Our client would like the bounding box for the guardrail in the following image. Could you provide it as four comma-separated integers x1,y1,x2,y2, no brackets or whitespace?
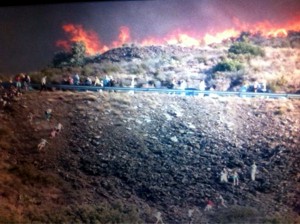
2,83,300,99
39,84,300,99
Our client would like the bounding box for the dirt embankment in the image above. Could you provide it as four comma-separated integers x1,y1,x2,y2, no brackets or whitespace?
0,89,299,223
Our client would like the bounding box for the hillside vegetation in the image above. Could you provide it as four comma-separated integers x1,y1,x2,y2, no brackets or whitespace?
2,33,295,94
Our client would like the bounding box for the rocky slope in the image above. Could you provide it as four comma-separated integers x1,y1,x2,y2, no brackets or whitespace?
0,88,300,223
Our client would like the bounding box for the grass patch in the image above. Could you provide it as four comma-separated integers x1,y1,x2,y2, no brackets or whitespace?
229,42,265,57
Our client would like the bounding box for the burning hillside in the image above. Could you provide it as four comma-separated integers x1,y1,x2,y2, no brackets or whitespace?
56,15,300,55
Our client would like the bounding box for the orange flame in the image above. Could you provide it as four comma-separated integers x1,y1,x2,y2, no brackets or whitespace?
165,33,201,46
56,24,109,55
203,29,240,45
233,16,300,38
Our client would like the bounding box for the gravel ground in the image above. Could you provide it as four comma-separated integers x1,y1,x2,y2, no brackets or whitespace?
0,89,299,223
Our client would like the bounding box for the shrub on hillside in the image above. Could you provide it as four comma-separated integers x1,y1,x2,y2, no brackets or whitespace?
288,31,300,48
52,51,72,68
229,42,265,57
236,31,251,42
229,70,245,90
126,63,145,75
70,41,86,66
213,59,244,72
52,41,87,68
153,69,173,84
29,68,63,84
82,64,95,77
268,75,288,93
81,63,117,77
101,62,122,74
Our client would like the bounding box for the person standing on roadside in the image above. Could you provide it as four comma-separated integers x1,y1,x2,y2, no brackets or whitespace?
24,74,31,91
15,75,22,93
40,76,47,92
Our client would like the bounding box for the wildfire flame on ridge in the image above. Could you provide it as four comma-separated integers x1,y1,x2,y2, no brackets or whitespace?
56,16,300,55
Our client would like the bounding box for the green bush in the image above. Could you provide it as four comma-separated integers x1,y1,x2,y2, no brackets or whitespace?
213,59,244,72
230,70,245,88
52,51,71,68
52,41,87,68
229,42,265,57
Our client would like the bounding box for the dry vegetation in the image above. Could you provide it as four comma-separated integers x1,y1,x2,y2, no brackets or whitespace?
249,47,300,92
20,43,300,95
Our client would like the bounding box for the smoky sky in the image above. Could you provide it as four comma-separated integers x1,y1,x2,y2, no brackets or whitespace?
0,0,299,75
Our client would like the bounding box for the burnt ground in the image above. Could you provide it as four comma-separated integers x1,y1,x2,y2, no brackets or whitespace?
0,89,300,223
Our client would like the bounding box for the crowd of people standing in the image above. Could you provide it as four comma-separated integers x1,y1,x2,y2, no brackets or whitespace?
61,73,116,87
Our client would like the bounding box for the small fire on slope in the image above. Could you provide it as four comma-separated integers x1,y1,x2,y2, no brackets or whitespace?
232,16,300,38
56,15,300,55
